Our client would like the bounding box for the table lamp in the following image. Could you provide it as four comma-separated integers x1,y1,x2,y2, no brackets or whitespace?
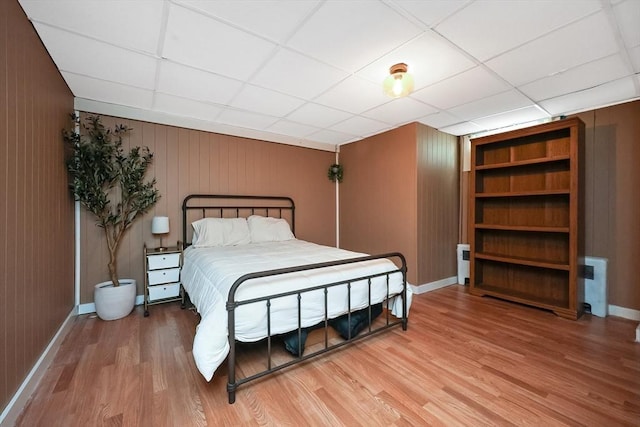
151,216,170,250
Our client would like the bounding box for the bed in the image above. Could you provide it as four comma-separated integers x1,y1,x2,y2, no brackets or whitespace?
180,194,410,403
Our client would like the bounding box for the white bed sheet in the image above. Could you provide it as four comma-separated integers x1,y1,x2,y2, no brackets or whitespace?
181,239,411,381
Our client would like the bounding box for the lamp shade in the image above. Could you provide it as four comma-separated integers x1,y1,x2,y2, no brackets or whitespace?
151,216,170,234
383,63,414,98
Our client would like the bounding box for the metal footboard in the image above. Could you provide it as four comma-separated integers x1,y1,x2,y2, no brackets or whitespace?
226,252,408,404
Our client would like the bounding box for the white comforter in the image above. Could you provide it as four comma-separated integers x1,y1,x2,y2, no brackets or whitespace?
181,239,411,381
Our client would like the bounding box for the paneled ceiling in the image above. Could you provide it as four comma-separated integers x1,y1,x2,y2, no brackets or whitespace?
19,0,640,151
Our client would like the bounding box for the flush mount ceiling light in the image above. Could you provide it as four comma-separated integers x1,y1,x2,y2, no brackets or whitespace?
383,63,414,98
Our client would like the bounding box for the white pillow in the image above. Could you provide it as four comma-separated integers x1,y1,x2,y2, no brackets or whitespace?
191,217,251,247
247,215,295,243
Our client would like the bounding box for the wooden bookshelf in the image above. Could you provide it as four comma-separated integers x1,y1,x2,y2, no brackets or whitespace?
469,118,585,319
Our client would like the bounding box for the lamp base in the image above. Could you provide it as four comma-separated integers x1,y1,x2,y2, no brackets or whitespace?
157,237,166,251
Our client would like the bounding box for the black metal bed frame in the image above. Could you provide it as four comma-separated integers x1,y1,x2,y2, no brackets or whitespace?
182,194,408,404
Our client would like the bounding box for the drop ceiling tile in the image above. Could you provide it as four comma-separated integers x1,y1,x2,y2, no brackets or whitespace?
286,103,353,128
19,0,164,54
286,1,422,72
330,116,391,137
153,93,223,122
449,90,534,121
391,0,469,27
539,76,639,115
417,111,463,129
231,85,306,117
266,120,320,138
485,11,619,86
411,66,510,110
356,30,476,89
614,0,640,48
162,3,277,80
62,72,154,109
363,97,437,124
439,121,483,136
519,54,631,101
308,129,357,145
252,49,349,99
435,0,601,62
33,24,157,90
157,61,243,105
314,76,390,114
176,0,320,43
630,45,640,72
216,109,280,131
472,105,550,130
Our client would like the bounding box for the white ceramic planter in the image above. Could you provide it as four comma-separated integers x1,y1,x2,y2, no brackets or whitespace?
94,279,137,321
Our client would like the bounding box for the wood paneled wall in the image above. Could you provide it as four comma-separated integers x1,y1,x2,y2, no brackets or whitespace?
339,124,418,283
575,101,640,310
0,0,75,414
416,124,459,283
339,123,460,286
79,114,337,303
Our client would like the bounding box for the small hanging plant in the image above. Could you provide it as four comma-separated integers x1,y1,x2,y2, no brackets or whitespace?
327,163,343,183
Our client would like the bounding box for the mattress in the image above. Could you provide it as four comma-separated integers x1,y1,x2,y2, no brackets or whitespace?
181,239,411,381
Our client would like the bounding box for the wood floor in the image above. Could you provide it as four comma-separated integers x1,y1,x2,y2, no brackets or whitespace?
16,285,640,426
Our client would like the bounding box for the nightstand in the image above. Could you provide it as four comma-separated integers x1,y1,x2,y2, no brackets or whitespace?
143,242,183,317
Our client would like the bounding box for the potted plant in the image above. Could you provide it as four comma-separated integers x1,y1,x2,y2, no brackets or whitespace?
64,114,160,320
327,163,343,183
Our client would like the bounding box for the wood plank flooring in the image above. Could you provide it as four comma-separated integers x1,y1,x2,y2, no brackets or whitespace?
15,286,640,426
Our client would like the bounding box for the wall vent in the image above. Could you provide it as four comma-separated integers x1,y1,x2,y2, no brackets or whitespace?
457,244,470,285
580,257,608,317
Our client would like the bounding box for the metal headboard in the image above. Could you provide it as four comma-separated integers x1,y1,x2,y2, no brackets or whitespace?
182,194,295,247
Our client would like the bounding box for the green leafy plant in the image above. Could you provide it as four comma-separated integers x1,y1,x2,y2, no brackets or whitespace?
64,114,160,286
327,163,344,183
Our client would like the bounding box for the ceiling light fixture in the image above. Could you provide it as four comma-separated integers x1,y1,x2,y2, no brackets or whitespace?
383,63,414,98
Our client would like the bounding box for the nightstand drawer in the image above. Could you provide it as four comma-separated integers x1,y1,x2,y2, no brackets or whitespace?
148,283,180,301
147,253,180,270
148,268,180,285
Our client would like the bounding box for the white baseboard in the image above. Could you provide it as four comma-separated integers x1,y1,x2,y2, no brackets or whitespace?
608,304,640,321
77,294,145,315
0,308,76,427
606,305,640,343
411,276,458,295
